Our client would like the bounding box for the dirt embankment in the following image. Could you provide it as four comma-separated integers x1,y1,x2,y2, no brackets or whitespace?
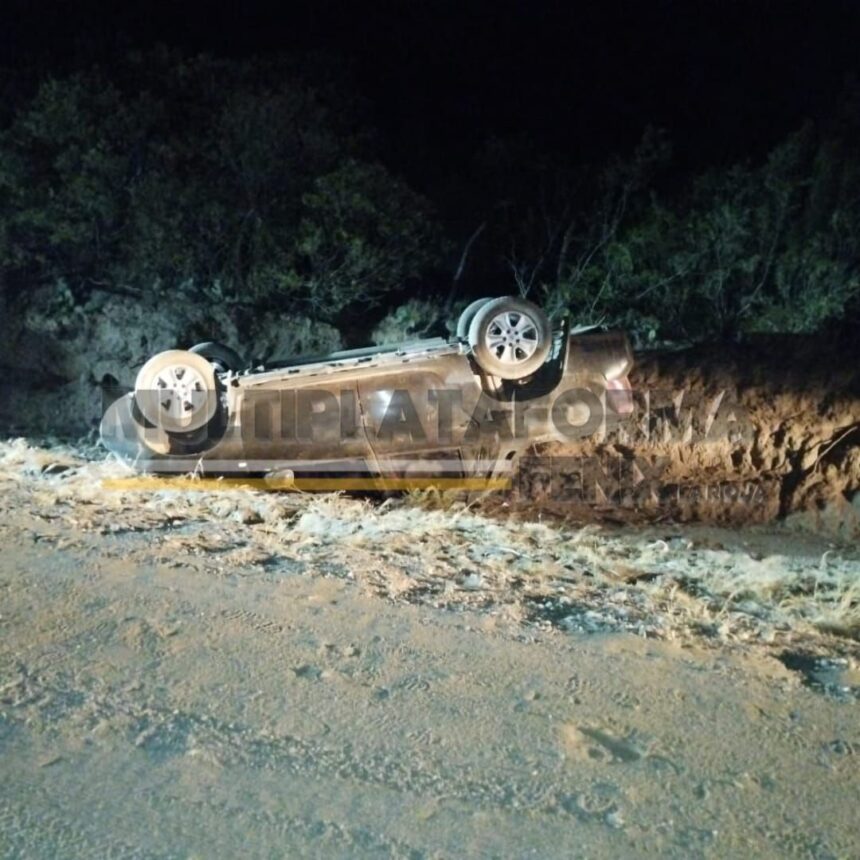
519,335,860,533
0,289,343,435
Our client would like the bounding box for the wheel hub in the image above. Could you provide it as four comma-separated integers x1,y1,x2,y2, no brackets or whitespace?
153,364,207,421
484,311,539,366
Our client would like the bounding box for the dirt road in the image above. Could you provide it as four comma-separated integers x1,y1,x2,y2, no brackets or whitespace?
0,442,858,858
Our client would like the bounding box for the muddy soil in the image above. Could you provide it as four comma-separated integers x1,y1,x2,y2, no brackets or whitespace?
514,335,860,533
0,440,858,858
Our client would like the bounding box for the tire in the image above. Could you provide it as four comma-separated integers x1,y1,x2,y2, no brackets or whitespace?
189,341,245,373
134,349,219,433
467,296,552,380
455,297,494,340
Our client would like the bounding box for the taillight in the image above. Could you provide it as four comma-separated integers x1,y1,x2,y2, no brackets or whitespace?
606,377,634,415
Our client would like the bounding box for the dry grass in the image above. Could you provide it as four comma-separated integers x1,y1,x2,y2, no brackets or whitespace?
2,438,859,648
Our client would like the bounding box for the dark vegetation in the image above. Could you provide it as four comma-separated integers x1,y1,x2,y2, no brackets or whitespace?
1,47,859,366
0,52,441,325
0,49,860,352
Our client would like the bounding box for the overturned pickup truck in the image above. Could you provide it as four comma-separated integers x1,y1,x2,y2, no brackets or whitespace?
100,296,633,483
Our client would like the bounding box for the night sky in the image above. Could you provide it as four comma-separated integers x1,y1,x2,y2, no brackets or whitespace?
5,0,860,185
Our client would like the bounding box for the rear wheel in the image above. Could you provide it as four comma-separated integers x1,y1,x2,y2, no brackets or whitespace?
134,349,219,433
467,296,552,379
456,297,494,340
189,341,245,373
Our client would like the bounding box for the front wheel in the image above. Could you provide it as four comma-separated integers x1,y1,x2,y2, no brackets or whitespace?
134,349,219,433
467,296,552,379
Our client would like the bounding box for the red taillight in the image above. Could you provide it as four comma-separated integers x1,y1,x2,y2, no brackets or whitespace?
606,377,634,415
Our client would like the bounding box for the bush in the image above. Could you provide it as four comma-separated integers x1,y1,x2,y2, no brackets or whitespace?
0,50,444,321
370,298,443,345
481,126,860,344
296,161,442,317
